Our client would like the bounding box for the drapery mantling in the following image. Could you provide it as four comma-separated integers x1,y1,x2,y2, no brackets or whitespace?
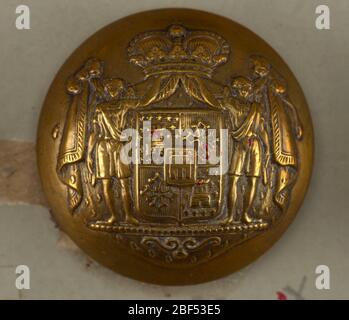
57,81,89,211
268,87,297,167
268,86,298,208
139,74,221,108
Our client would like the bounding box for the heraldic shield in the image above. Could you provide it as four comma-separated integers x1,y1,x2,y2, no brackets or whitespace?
134,107,225,223
43,16,311,271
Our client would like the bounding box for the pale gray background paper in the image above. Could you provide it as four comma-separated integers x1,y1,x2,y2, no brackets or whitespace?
0,0,348,299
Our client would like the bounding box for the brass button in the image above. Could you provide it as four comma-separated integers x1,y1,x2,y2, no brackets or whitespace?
37,8,313,285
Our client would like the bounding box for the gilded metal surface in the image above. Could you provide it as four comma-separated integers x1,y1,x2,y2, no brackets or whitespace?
37,9,313,285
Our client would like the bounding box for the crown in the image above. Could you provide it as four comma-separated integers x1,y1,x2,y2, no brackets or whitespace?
128,25,230,78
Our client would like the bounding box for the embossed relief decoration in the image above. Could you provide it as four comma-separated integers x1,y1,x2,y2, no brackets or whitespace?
56,25,303,266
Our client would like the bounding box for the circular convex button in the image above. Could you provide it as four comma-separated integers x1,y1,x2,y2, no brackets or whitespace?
37,8,314,285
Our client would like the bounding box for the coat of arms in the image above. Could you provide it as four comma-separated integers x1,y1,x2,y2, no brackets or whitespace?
55,25,303,265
